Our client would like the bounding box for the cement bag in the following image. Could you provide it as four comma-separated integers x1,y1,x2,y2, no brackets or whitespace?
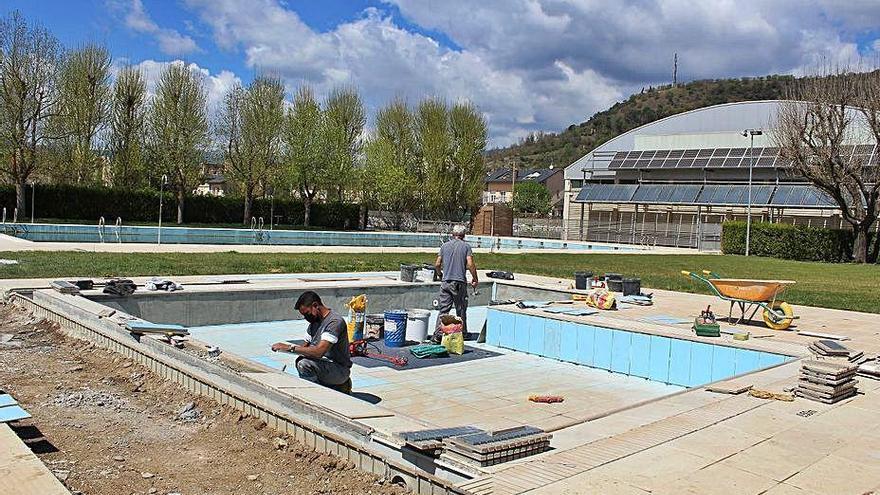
586,288,616,310
346,294,367,341
441,330,464,355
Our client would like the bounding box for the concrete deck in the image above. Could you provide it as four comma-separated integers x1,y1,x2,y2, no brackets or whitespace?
4,271,879,494
0,424,70,495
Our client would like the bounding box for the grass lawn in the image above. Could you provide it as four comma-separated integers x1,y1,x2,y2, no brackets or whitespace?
0,251,877,313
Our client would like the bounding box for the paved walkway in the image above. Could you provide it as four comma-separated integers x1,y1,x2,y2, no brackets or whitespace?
0,424,70,495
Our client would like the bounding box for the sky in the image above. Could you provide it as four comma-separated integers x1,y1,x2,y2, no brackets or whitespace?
5,0,880,148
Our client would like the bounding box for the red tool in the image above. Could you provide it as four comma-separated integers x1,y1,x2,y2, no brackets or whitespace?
349,339,408,367
529,395,564,404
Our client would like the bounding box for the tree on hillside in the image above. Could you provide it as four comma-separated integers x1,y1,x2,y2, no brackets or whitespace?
0,11,62,214
284,86,324,226
513,181,552,215
218,75,285,223
148,63,208,224
50,43,111,184
108,64,147,188
448,101,487,218
775,68,880,263
323,86,365,202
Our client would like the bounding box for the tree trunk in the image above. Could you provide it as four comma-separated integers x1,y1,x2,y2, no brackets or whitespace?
853,224,869,263
870,225,880,264
14,180,26,219
359,203,368,230
177,189,185,225
243,189,253,225
303,197,311,227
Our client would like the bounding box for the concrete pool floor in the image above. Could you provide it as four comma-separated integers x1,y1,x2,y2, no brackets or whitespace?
5,271,880,494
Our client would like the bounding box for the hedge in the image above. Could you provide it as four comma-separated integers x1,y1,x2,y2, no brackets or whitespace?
720,221,876,262
0,184,360,230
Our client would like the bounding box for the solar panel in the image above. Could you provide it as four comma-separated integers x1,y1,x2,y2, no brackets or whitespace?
697,185,774,205
608,156,626,169
728,148,746,157
574,184,638,202
622,159,638,168
683,149,699,158
707,157,725,168
627,151,644,159
667,150,684,158
692,158,709,168
756,156,776,167
761,147,779,157
854,144,874,154
722,156,743,168
641,151,657,160
697,149,714,158
712,148,731,158
770,185,836,207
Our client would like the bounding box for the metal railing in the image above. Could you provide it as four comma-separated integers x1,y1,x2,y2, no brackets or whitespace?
97,216,106,243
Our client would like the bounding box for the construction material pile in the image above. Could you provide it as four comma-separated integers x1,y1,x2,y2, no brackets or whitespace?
796,360,858,404
397,425,552,467
808,339,865,364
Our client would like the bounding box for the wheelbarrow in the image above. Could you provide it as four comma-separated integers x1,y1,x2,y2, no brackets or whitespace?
681,270,797,330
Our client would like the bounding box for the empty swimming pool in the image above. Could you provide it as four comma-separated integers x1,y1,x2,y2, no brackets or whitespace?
6,223,637,251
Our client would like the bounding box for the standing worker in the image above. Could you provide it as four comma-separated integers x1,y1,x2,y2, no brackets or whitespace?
271,291,352,393
434,224,479,335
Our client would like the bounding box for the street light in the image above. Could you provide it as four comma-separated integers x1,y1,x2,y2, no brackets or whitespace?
741,129,763,257
158,174,168,244
30,181,35,224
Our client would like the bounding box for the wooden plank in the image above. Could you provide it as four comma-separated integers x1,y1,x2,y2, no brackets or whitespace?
0,424,70,495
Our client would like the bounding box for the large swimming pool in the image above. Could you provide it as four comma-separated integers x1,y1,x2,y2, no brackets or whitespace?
5,223,637,251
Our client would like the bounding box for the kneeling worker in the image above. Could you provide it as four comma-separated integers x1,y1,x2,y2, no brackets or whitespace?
271,291,352,393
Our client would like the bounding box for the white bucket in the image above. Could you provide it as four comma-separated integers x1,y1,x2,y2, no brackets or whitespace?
405,308,431,342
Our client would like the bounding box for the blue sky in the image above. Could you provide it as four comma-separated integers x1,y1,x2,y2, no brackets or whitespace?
5,0,880,147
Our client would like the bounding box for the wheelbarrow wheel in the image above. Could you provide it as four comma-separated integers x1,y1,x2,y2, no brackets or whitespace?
762,301,793,330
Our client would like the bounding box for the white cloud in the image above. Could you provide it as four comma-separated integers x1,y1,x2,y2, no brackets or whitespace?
122,59,240,116
172,0,880,147
118,0,200,56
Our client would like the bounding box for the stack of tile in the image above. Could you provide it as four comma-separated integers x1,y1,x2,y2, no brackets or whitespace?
396,426,482,457
443,426,551,467
796,359,858,403
808,339,866,364
50,280,80,295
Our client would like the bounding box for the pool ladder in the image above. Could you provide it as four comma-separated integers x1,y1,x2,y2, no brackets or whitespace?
98,217,105,243
98,217,123,243
251,216,266,243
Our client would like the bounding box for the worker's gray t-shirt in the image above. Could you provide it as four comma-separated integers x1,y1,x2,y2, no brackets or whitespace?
306,310,352,368
439,238,473,282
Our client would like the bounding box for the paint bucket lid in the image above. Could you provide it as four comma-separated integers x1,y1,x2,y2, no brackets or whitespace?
406,309,431,319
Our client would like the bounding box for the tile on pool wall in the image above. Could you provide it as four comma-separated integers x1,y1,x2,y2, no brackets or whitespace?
648,335,671,383
543,319,561,360
499,311,517,349
593,327,613,370
485,309,502,346
758,351,786,369
688,342,714,387
527,316,545,356
575,324,595,366
734,348,761,375
710,345,737,382
559,322,579,363
629,332,651,379
610,330,632,374
513,314,530,351
668,339,692,386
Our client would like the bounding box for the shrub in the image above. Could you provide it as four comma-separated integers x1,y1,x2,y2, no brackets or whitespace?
0,184,359,229
720,221,871,262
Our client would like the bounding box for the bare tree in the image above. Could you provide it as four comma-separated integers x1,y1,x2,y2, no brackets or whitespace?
148,63,208,224
775,67,880,263
0,11,62,214
108,64,147,188
50,43,112,184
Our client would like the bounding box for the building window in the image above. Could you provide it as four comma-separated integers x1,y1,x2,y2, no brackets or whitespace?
570,180,583,189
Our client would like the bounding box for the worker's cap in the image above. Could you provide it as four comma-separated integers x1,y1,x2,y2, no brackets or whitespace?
452,224,467,236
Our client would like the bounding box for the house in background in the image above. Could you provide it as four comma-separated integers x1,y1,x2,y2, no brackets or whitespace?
194,151,228,196
483,167,565,213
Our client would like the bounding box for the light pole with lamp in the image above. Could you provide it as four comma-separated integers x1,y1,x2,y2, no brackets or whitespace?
30,180,35,224
158,174,168,244
741,129,763,257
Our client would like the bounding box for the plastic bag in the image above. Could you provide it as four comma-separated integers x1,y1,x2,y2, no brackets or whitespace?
346,294,367,340
585,288,616,310
441,331,464,355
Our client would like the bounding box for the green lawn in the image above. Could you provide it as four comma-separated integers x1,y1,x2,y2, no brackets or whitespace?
0,251,877,313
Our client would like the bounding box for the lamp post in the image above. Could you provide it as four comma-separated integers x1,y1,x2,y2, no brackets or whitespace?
267,185,275,230
30,181,35,224
158,174,168,244
741,129,763,257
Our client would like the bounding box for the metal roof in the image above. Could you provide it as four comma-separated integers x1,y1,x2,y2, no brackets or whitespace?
574,183,837,208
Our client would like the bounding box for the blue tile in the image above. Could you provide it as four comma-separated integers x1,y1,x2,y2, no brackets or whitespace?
499,311,517,349
543,319,562,360
711,345,737,382
559,322,579,363
648,336,671,383
629,333,651,378
734,348,761,375
668,339,691,386
485,309,501,346
527,316,545,355
575,324,595,366
593,327,613,370
513,314,530,351
0,405,31,422
610,330,632,374
0,394,16,408
688,343,714,386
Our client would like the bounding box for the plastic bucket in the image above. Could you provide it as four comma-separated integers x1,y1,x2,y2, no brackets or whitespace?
405,309,431,342
574,271,593,290
384,310,408,347
622,278,641,296
607,278,624,292
400,264,417,282
365,314,384,340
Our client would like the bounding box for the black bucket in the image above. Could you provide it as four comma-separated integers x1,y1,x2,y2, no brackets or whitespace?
607,278,624,292
622,278,641,296
574,271,593,290
400,264,417,282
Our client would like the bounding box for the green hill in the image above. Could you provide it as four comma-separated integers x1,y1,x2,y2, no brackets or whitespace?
486,75,794,170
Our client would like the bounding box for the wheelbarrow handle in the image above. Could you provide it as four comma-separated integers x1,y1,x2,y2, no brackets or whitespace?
681,270,694,277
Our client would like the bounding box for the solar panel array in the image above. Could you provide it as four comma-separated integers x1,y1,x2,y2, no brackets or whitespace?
574,183,837,208
607,144,877,170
